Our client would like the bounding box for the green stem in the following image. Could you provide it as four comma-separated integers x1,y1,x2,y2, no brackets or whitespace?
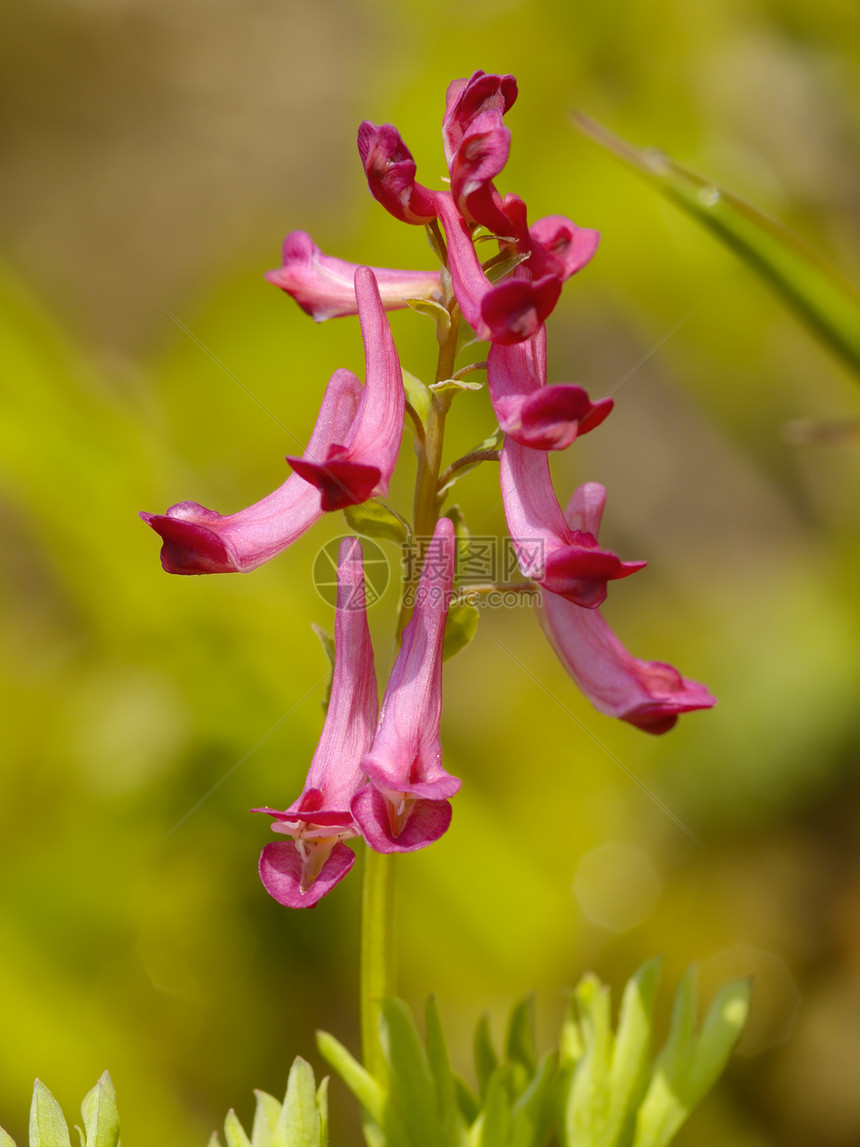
360,845,396,1079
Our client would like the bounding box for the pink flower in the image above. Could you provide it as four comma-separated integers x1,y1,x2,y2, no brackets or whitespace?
254,538,378,906
286,266,405,511
539,484,716,733
442,70,518,236
500,436,645,608
357,123,438,225
266,231,441,320
487,327,613,449
351,518,460,852
140,368,361,574
436,193,599,346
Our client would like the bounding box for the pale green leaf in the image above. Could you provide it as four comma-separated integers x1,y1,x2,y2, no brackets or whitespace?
406,298,452,341
686,978,751,1105
0,1127,17,1147
425,997,465,1147
505,996,537,1076
206,1134,222,1147
80,1074,120,1147
509,1051,557,1147
274,1058,319,1147
470,1067,510,1147
564,975,614,1147
379,998,445,1147
443,600,480,662
402,369,431,431
314,1078,329,1147
30,1083,72,1147
473,1015,498,1097
429,378,484,395
343,500,409,545
250,1091,281,1147
604,958,661,1147
224,1109,252,1147
576,115,860,378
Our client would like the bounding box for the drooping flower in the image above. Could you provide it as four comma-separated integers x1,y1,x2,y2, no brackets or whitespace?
357,123,438,225
266,231,442,320
286,266,405,511
538,484,716,733
500,436,645,608
140,367,361,574
435,193,599,346
254,537,378,907
487,326,613,450
351,517,460,852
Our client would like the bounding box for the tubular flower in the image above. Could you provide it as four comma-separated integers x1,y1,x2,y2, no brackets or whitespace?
538,484,716,733
487,327,613,450
357,123,438,225
351,517,460,853
266,231,442,320
442,69,518,236
286,266,405,511
254,537,378,907
140,368,361,574
500,436,645,608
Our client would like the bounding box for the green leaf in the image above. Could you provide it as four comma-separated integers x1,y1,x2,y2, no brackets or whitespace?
250,1090,281,1147
509,1051,557,1147
686,978,751,1106
505,996,537,1076
0,1125,17,1147
402,369,432,431
316,1031,383,1122
454,1077,480,1126
314,1078,329,1147
29,1083,72,1147
443,599,480,662
274,1058,319,1147
343,500,409,545
406,298,452,342
473,1015,499,1097
576,115,860,379
206,1135,222,1147
379,998,446,1147
443,505,469,542
429,378,484,396
224,1109,252,1147
80,1074,120,1147
469,1067,510,1147
632,966,734,1147
425,997,465,1147
564,976,613,1147
604,958,661,1147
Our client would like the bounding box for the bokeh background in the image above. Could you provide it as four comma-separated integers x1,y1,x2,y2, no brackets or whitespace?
2,0,860,1144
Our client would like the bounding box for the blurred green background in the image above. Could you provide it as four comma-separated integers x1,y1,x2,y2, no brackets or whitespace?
2,1,860,1144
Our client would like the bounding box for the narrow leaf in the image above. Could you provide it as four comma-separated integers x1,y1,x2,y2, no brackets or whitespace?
564,975,614,1147
206,1134,222,1147
343,500,409,545
576,114,860,378
315,1078,329,1147
505,996,537,1075
30,1082,72,1147
454,1077,480,1126
379,998,446,1147
250,1090,281,1147
429,379,484,395
509,1051,557,1147
80,1074,120,1147
316,1032,399,1138
273,1058,319,1147
605,958,661,1147
0,1129,17,1147
425,997,465,1146
474,1015,499,1096
402,370,431,430
686,978,751,1105
470,1067,510,1147
443,600,480,662
406,298,452,341
224,1109,252,1147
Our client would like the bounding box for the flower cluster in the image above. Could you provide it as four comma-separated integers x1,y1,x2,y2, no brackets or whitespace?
141,70,715,907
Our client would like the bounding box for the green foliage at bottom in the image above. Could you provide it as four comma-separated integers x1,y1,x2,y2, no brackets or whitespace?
0,1074,119,1147
318,962,751,1147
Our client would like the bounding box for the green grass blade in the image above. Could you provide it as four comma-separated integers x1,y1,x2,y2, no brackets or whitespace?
576,115,860,379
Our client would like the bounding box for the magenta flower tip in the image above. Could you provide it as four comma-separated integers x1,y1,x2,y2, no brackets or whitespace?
259,840,356,908
139,504,241,574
